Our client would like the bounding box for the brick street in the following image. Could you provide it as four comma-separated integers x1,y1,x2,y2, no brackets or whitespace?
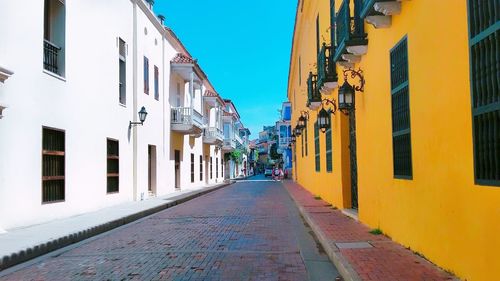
0,177,338,281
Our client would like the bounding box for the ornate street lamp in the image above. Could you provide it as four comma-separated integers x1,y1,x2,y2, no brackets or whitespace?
297,111,309,130
317,107,331,133
130,106,148,128
338,68,365,115
291,134,296,143
294,125,302,136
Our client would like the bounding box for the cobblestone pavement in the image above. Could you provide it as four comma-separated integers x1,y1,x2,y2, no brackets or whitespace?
0,177,338,281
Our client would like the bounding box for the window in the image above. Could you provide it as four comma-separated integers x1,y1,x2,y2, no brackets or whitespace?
221,159,224,178
43,0,65,76
305,122,308,156
216,158,219,178
42,127,65,203
210,157,213,179
119,39,126,105
144,56,149,94
390,37,412,179
314,122,320,172
326,115,333,172
154,65,159,100
301,133,304,157
191,153,195,183
468,0,499,185
107,139,119,193
200,155,203,181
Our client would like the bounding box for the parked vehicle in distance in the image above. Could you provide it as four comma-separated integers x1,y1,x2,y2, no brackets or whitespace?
264,167,273,177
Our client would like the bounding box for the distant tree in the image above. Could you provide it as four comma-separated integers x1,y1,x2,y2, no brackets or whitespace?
269,143,281,161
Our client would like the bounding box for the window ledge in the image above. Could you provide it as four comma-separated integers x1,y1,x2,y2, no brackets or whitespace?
0,103,7,119
119,103,127,108
0,66,14,83
43,69,66,82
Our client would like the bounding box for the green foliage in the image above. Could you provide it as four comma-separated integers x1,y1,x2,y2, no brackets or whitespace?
369,228,383,235
314,195,322,200
269,143,281,160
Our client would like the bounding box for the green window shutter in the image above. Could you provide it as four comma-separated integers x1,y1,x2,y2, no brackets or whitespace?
305,122,308,156
326,115,333,172
390,36,413,179
314,122,320,172
468,0,500,186
301,133,304,158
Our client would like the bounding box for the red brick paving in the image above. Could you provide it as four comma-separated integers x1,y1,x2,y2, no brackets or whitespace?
0,181,308,281
284,180,456,281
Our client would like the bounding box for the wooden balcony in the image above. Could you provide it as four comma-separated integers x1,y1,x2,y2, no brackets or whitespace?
317,44,338,94
203,127,224,145
333,0,368,68
307,72,321,110
171,107,204,137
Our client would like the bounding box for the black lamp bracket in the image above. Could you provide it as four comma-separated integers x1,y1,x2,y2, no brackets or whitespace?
343,68,365,93
321,98,337,115
129,121,144,128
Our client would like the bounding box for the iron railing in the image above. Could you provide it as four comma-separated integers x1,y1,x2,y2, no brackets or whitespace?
317,43,337,90
43,39,61,74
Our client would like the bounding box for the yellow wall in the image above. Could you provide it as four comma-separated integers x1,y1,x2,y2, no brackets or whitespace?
288,1,500,280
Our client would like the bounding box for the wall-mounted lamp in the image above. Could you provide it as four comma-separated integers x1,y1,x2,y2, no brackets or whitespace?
338,68,365,115
297,111,309,130
129,106,148,128
291,134,296,143
317,98,337,133
294,125,302,136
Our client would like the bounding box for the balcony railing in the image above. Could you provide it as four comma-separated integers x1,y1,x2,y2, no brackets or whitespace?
43,40,61,75
307,72,321,109
334,0,368,62
203,127,223,141
279,137,292,147
317,43,338,92
223,138,237,150
171,107,204,127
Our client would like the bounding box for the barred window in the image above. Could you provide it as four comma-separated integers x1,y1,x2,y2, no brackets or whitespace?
314,122,320,172
42,127,65,203
325,115,333,172
107,139,119,193
390,37,412,179
191,153,194,183
468,0,499,185
200,155,203,181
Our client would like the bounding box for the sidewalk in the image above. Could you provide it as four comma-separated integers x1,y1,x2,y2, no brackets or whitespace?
283,180,457,281
0,181,232,271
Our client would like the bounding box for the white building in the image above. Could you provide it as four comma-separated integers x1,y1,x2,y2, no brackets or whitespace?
0,0,247,231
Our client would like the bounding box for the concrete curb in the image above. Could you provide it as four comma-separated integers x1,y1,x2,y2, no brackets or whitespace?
0,182,232,271
284,185,362,281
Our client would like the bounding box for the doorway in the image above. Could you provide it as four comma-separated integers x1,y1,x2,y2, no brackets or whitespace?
174,150,180,190
148,145,157,196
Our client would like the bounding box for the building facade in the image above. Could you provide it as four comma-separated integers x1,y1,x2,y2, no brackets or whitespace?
276,102,293,175
288,0,499,280
0,0,248,231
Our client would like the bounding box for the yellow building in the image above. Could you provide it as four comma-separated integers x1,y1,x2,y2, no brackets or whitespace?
287,0,499,280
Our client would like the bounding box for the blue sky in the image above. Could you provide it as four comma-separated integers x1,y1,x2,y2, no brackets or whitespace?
156,1,296,138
